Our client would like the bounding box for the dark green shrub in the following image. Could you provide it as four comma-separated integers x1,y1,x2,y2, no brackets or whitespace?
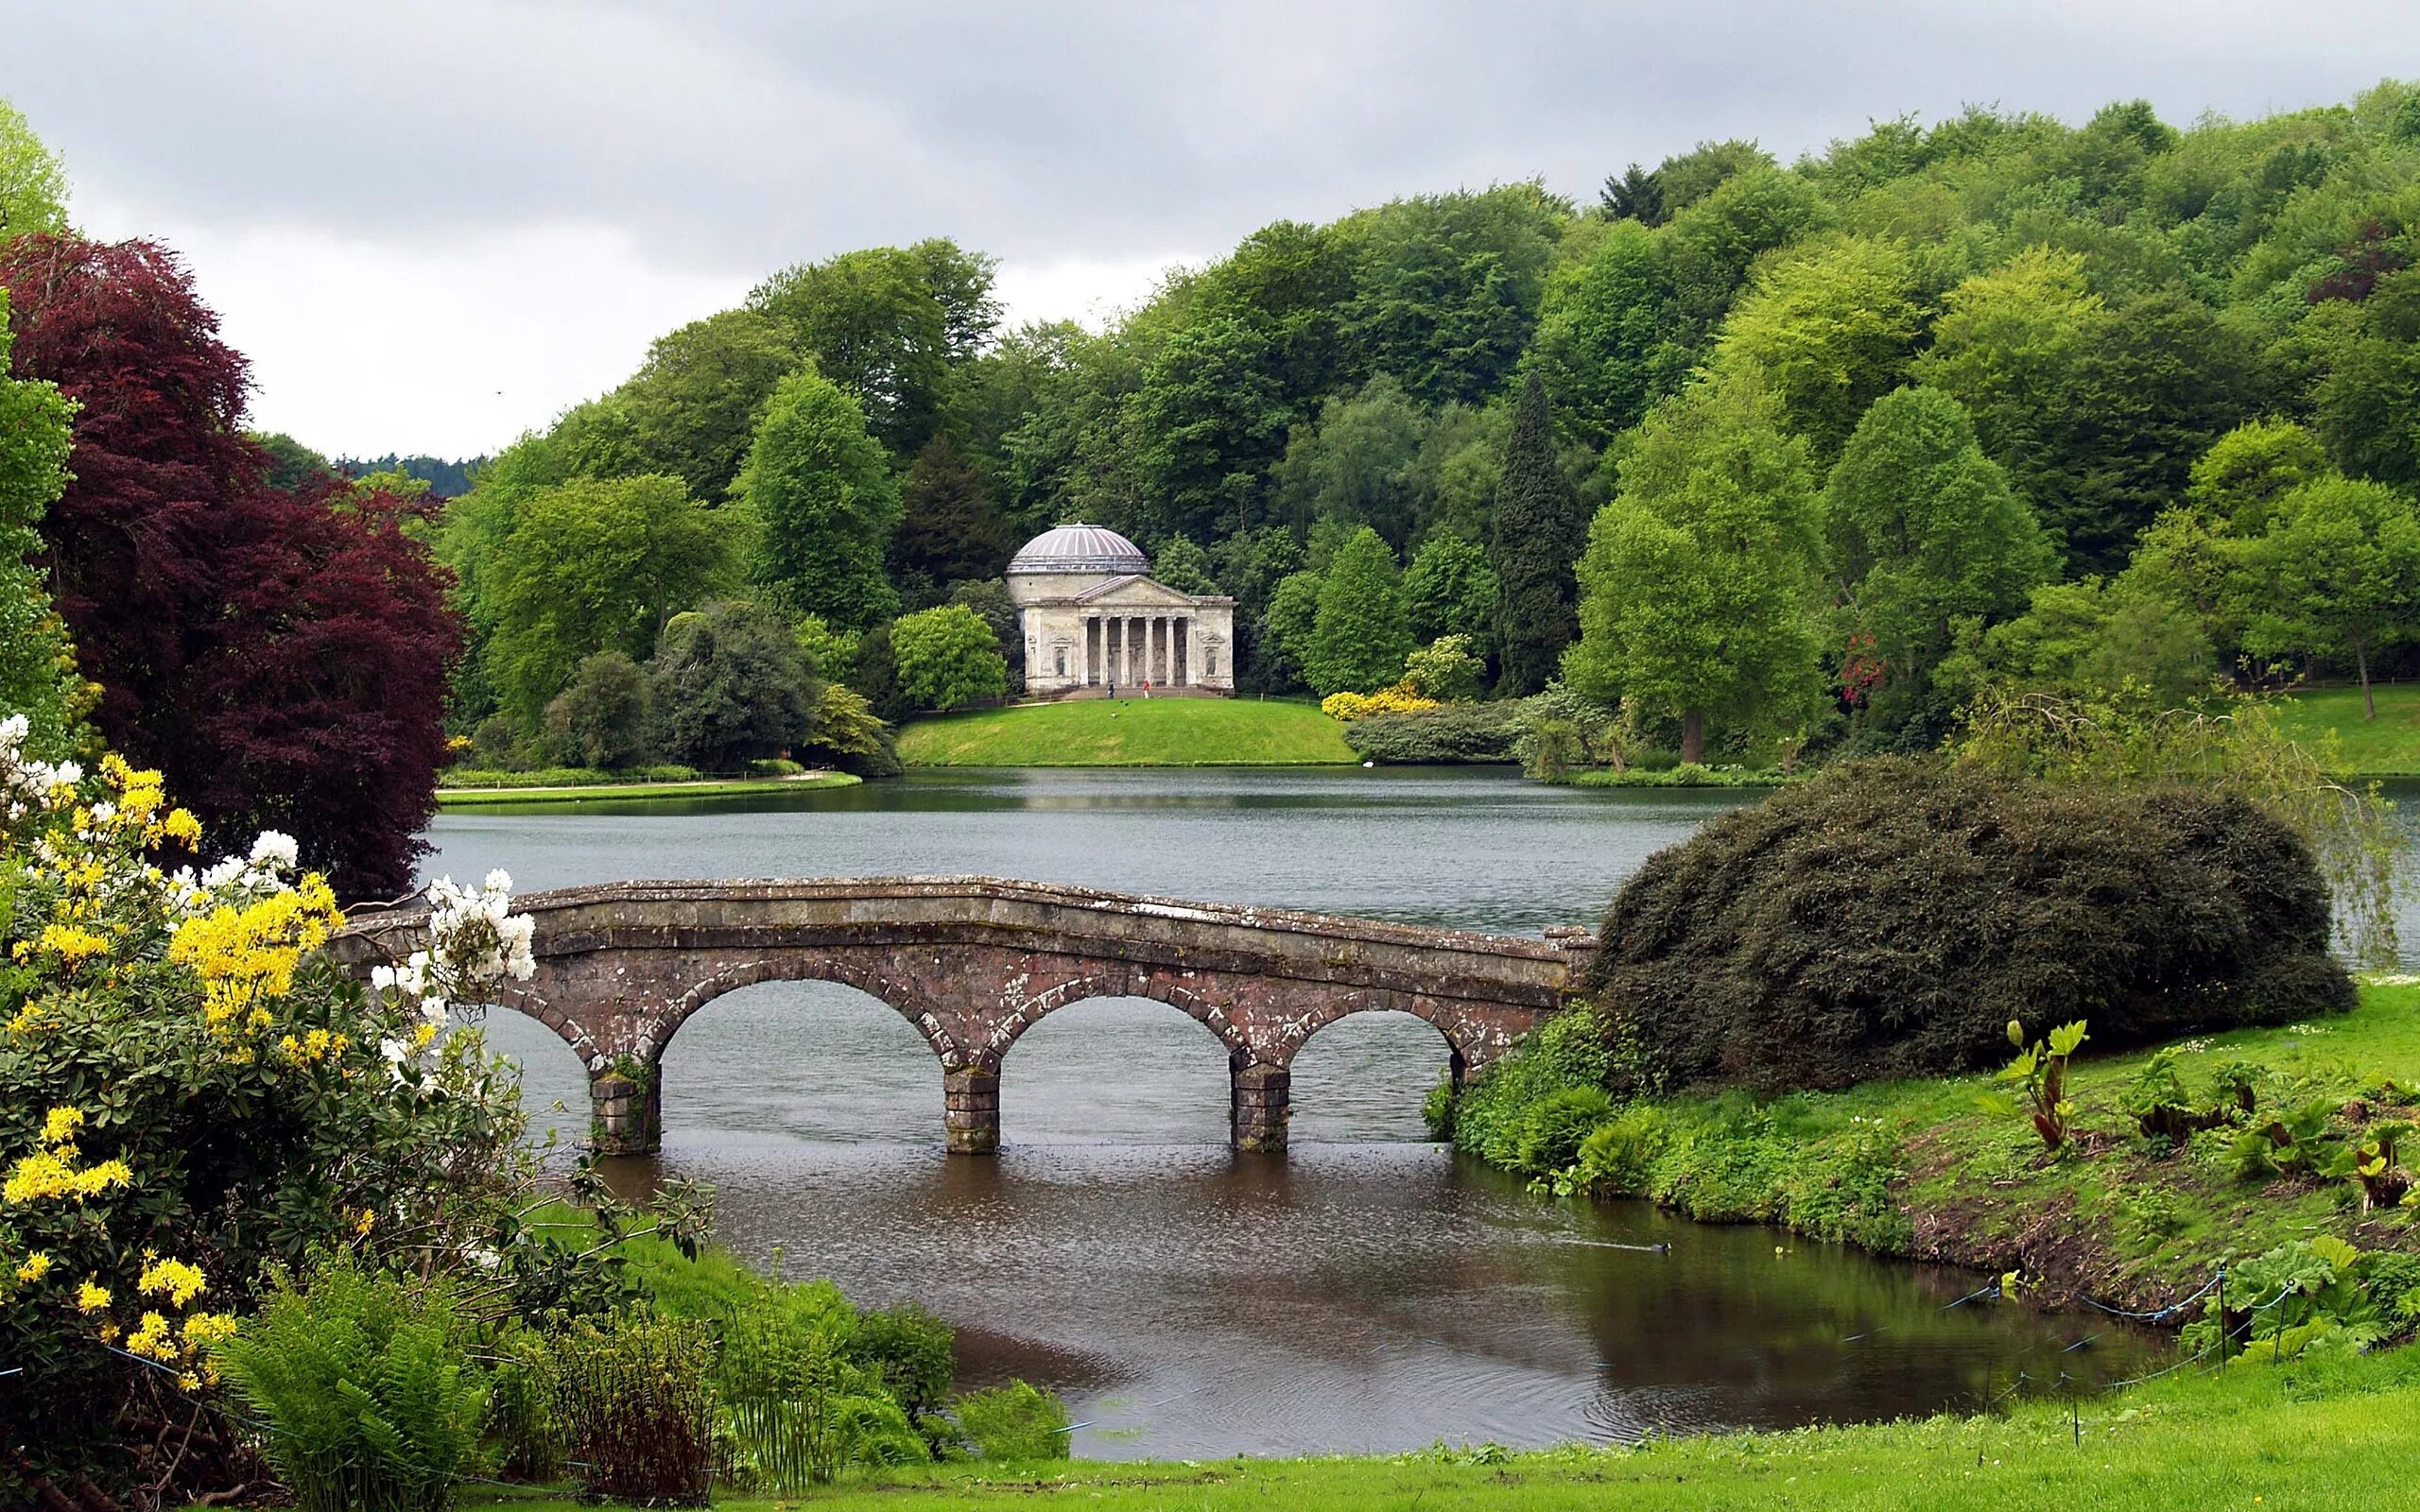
1515,1087,1614,1173
1588,758,2353,1092
548,1313,718,1506
1344,700,1530,764
949,1380,1071,1461
215,1261,489,1512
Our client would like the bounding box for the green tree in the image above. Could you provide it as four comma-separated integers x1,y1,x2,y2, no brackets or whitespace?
1910,248,2108,526
0,287,78,751
1150,536,1219,594
650,599,821,769
1662,165,1829,335
1489,374,1585,696
1126,313,1289,541
1340,185,1565,405
890,603,1009,712
1824,387,2052,723
618,308,800,502
750,241,994,455
1566,373,1824,763
892,433,1014,599
2056,291,2270,571
1401,532,1500,653
1305,526,1411,696
2187,418,2330,534
1710,235,1918,463
794,612,860,686
484,473,735,729
0,96,68,240
734,368,901,629
1651,139,1776,215
2233,476,2420,718
250,432,332,492
542,651,654,768
1193,218,1357,404
1524,218,1684,448
1953,577,2212,711
1268,373,1433,546
1256,569,1322,694
946,577,1022,691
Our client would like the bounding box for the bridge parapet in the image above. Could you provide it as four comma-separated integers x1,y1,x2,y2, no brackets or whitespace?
336,877,1597,1157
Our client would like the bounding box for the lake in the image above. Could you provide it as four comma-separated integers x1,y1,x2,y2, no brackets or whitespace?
421,766,2163,1457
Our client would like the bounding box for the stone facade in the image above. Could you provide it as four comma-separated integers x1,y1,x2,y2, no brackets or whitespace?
332,877,1597,1158
1007,524,1236,696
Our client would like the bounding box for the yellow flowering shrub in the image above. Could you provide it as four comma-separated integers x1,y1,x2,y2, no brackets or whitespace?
0,718,536,1504
1321,682,1443,721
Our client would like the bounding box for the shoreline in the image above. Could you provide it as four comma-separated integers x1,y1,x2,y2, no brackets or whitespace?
435,772,861,806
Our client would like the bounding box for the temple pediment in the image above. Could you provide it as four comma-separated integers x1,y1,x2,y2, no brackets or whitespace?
1067,575,1215,609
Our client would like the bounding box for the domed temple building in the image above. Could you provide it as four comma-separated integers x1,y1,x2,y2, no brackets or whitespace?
1006,524,1236,697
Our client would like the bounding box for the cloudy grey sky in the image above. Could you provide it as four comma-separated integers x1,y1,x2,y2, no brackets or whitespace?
12,1,2419,458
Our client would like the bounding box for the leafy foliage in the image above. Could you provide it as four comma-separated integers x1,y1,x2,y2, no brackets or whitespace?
216,1261,490,1512
1,235,463,896
649,600,821,771
1305,525,1411,696
734,367,901,629
890,603,1010,713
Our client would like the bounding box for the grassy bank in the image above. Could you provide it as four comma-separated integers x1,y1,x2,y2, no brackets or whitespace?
897,696,1356,766
436,772,858,807
1453,982,2420,1314
462,1344,2418,1510
2273,684,2420,777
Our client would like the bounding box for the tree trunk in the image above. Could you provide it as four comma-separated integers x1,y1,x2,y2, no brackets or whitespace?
1681,711,1705,764
2359,640,2376,720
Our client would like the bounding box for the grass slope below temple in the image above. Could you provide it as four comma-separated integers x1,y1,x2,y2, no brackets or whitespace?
469,1343,2419,1510
898,696,1357,766
436,772,859,807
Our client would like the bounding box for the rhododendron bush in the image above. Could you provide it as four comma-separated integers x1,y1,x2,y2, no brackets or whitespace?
0,714,537,1506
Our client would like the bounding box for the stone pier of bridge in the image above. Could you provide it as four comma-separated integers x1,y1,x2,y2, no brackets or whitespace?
332,878,1599,1157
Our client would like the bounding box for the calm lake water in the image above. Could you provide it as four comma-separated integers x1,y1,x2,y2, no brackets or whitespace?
421,766,2164,1457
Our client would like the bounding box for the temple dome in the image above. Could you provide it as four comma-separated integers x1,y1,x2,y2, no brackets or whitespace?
1009,523,1150,577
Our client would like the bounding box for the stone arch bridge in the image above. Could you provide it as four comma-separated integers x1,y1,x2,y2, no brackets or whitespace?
333,878,1598,1156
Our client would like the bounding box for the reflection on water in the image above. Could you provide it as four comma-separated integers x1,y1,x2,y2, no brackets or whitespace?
434,768,2164,1457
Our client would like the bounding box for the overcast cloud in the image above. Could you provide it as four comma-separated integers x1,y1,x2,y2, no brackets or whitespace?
12,1,2420,457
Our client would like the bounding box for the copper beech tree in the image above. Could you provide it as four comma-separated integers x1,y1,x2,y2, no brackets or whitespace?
0,234,459,897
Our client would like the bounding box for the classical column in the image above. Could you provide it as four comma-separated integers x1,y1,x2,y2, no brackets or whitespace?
588,1060,662,1157
1232,1060,1289,1153
1076,615,1090,688
1153,615,1168,682
943,1067,999,1155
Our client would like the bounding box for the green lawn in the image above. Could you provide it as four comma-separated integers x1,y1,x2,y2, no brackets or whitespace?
435,773,858,807
2272,683,2420,776
897,697,1357,766
465,1344,2416,1510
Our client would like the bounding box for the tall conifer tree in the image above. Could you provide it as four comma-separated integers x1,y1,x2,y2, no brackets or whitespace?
1490,373,1583,694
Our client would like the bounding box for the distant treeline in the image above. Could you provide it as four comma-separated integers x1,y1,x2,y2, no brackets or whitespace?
334,453,487,498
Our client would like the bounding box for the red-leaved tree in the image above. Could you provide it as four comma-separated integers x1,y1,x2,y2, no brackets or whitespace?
0,234,459,896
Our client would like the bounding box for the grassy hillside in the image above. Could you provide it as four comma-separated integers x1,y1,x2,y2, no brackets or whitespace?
897,697,1357,766
479,1344,2419,1510
2273,685,2420,777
